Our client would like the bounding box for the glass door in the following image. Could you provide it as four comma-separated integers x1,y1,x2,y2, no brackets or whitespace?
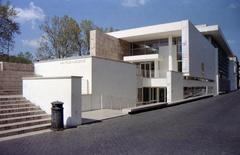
140,62,155,78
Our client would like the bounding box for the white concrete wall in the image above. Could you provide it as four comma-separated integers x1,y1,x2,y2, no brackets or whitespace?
166,70,216,103
229,59,238,91
167,71,183,102
82,94,103,112
92,57,137,110
33,56,138,111
142,78,167,87
187,21,216,80
107,20,184,41
34,57,92,94
158,45,177,76
23,76,82,127
181,21,190,75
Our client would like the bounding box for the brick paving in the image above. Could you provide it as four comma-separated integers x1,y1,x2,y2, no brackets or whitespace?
0,91,240,155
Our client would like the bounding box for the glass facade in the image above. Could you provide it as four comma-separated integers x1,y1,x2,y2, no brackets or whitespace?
129,39,168,55
129,37,182,73
136,62,155,78
174,37,182,72
184,87,207,98
205,35,230,92
137,87,167,105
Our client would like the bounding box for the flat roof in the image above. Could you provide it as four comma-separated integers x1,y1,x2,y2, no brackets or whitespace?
196,25,234,57
34,55,135,65
107,20,186,42
108,20,234,57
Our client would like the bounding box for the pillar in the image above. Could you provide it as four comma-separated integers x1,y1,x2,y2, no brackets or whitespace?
154,60,159,78
168,36,173,71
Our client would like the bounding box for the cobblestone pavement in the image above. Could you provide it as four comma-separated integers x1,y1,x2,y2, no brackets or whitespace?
1,91,240,155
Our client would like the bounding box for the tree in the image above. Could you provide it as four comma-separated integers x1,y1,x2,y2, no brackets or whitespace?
37,16,118,60
37,15,82,60
0,1,20,54
79,19,95,54
79,19,118,54
17,51,33,62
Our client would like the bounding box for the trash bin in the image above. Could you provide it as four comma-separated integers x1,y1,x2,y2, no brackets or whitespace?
51,101,64,130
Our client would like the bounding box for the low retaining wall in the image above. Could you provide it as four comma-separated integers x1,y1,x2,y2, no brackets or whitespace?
23,76,82,127
82,94,136,112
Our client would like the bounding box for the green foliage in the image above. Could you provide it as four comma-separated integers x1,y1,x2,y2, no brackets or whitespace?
0,54,32,64
37,15,82,60
80,20,118,54
0,1,20,53
37,16,118,60
79,19,95,54
17,51,33,61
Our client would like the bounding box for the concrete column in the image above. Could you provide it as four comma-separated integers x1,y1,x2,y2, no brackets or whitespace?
70,76,82,126
168,36,173,71
154,60,159,78
167,71,183,103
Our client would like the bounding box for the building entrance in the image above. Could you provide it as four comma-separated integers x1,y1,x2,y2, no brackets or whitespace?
138,87,167,105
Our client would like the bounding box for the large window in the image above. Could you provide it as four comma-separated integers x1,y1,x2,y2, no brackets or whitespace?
130,39,168,55
138,87,167,105
184,87,206,98
174,37,182,72
138,62,155,78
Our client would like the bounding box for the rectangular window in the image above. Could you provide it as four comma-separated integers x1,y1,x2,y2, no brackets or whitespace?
178,61,182,72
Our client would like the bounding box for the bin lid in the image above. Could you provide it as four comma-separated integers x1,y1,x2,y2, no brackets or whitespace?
51,101,64,107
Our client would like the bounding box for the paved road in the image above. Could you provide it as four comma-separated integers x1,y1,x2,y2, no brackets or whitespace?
1,91,240,155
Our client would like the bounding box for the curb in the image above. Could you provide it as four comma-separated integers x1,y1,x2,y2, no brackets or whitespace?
127,95,213,114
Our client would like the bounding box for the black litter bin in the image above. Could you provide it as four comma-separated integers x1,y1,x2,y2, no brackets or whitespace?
51,101,64,130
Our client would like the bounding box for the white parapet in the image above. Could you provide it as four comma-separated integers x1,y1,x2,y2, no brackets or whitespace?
22,76,82,127
123,54,163,63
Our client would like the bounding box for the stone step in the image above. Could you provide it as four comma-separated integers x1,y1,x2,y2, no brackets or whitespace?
0,110,45,119
0,118,51,131
0,91,22,96
0,86,22,89
0,89,21,92
0,96,24,101
0,98,28,103
0,106,40,114
0,123,51,138
0,103,33,109
0,114,50,124
0,100,28,105
0,93,21,96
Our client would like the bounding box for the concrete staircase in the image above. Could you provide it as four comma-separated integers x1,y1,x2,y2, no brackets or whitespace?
0,95,51,138
0,62,34,95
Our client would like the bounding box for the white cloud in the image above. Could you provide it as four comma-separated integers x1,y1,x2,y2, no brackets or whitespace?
121,0,149,7
15,2,45,28
22,38,40,49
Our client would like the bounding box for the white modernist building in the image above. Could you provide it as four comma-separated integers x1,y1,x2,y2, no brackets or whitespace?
23,20,238,124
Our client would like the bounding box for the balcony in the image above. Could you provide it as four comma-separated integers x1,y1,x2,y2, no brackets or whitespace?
123,54,162,63
137,69,167,87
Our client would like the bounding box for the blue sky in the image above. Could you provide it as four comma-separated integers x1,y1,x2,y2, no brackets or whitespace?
4,0,240,58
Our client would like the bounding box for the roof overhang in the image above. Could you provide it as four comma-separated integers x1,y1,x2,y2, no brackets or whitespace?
107,20,186,42
197,25,234,57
